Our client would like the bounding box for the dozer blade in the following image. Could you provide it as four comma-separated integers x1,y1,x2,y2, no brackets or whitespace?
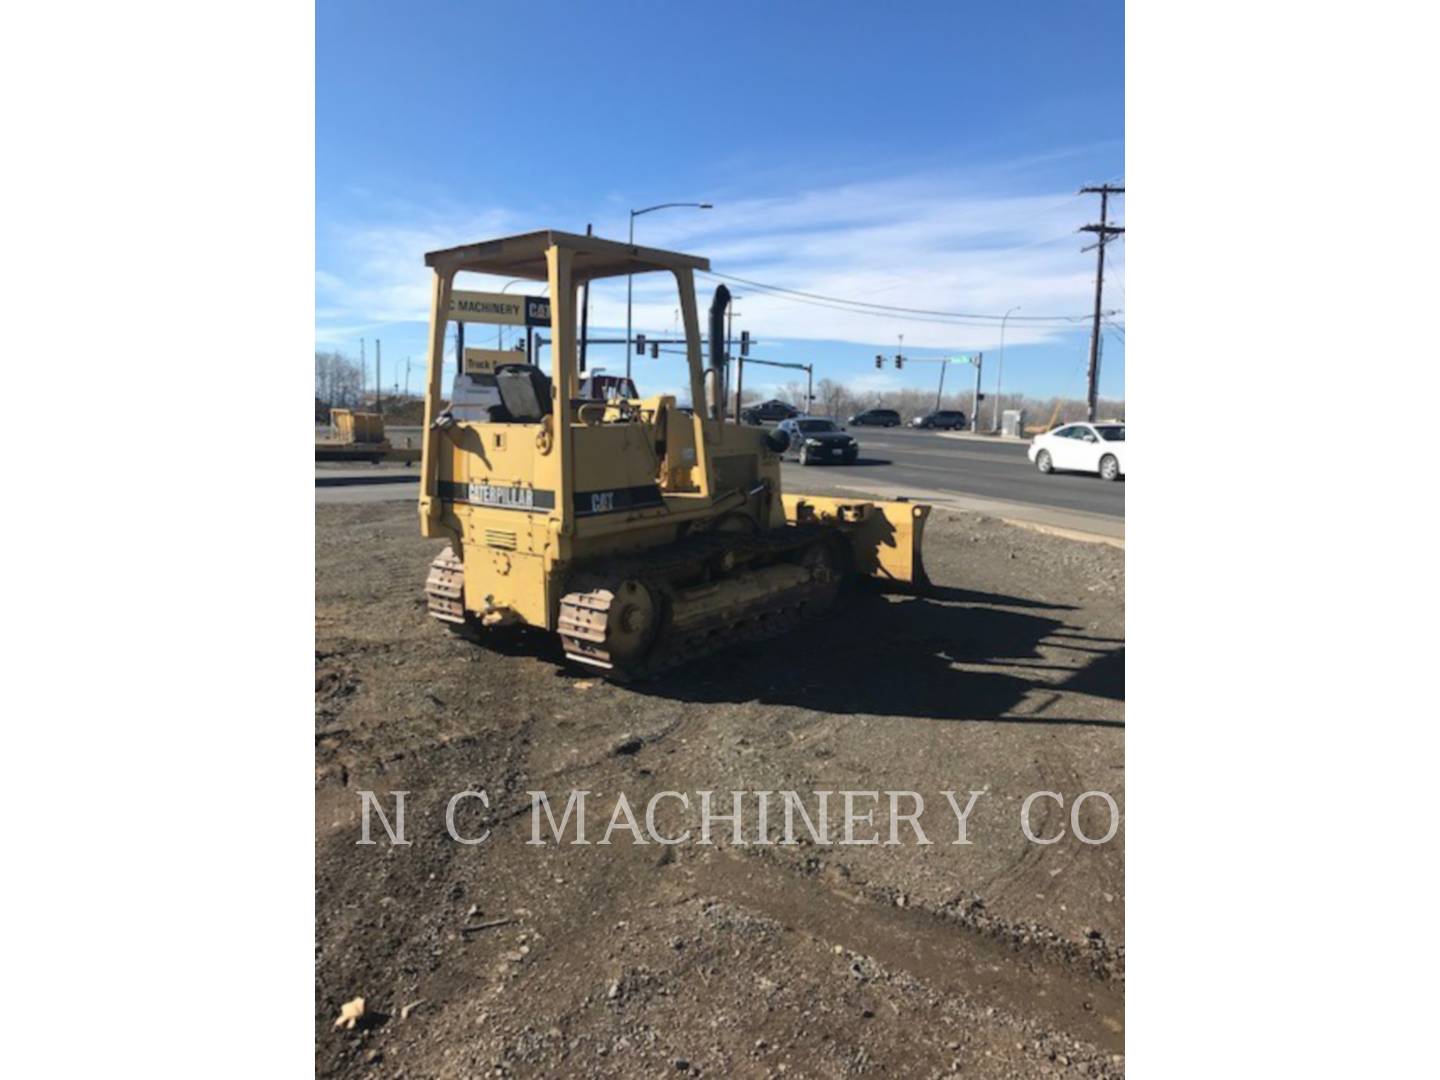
782,494,931,589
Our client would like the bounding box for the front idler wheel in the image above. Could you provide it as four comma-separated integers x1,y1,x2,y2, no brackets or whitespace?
608,580,661,667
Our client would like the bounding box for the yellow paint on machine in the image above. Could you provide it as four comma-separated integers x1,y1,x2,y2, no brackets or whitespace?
416,228,932,676
782,493,930,587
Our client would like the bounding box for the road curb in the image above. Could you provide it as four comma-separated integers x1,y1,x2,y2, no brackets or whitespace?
996,518,1124,549
315,472,419,488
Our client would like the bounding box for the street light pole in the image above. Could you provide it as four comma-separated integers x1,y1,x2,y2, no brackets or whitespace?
626,214,634,380
994,305,1019,432
626,201,713,379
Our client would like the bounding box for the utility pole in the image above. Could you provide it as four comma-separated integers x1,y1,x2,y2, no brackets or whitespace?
1080,184,1124,422
360,339,365,408
375,339,382,415
970,353,984,431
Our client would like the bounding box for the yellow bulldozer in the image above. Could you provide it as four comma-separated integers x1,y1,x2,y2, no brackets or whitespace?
417,229,929,678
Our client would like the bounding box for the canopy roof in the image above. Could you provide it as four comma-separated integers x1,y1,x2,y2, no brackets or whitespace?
424,229,709,282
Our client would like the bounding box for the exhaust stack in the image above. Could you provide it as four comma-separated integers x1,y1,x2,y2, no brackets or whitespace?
707,285,731,419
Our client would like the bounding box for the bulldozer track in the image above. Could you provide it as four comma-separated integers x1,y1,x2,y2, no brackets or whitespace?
424,546,467,624
558,576,829,680
558,525,843,680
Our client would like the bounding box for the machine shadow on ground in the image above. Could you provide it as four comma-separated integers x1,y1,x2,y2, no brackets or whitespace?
632,584,1124,725
468,581,1123,726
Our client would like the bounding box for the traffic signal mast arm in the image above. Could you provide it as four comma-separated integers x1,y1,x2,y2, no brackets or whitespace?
732,355,814,420
876,353,983,421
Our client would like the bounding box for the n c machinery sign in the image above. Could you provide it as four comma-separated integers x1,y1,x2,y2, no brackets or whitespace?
449,290,550,327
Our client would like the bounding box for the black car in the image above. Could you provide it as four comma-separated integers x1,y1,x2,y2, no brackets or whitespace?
911,409,966,430
847,408,901,427
747,399,800,422
775,417,858,465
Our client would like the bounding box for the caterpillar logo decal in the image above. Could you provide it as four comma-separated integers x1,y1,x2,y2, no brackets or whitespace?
437,482,662,516
572,485,665,517
438,481,556,512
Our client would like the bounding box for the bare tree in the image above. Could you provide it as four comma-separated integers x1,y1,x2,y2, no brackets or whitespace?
776,379,810,412
774,376,1125,432
815,377,854,420
315,350,364,412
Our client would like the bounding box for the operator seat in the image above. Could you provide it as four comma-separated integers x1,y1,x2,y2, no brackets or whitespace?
494,363,552,423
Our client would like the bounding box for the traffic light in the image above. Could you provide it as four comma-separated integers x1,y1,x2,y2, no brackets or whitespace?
650,341,659,358
740,330,751,356
875,354,883,369
635,333,646,355
895,354,904,370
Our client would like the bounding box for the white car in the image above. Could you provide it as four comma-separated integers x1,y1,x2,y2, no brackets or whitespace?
1028,422,1126,480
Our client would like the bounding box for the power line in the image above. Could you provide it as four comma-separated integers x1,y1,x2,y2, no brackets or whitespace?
699,269,1110,323
695,278,1075,330
924,191,1087,248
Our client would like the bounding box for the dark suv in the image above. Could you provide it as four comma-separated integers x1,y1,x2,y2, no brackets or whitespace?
911,409,966,430
847,408,901,427
743,399,800,424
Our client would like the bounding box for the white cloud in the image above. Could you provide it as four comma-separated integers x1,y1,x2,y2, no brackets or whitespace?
316,170,1122,354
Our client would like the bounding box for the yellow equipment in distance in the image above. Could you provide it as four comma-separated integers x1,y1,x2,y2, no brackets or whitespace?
316,408,392,464
418,229,929,678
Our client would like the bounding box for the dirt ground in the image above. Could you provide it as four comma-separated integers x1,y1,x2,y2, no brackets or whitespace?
316,498,1124,1078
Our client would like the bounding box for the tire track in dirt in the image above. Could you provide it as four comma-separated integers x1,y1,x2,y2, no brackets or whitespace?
677,849,1124,1054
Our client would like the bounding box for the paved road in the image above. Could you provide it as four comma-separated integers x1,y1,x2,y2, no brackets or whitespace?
316,426,1123,536
780,427,1124,520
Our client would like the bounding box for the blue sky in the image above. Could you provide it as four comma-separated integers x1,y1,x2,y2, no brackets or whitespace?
317,0,1124,405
